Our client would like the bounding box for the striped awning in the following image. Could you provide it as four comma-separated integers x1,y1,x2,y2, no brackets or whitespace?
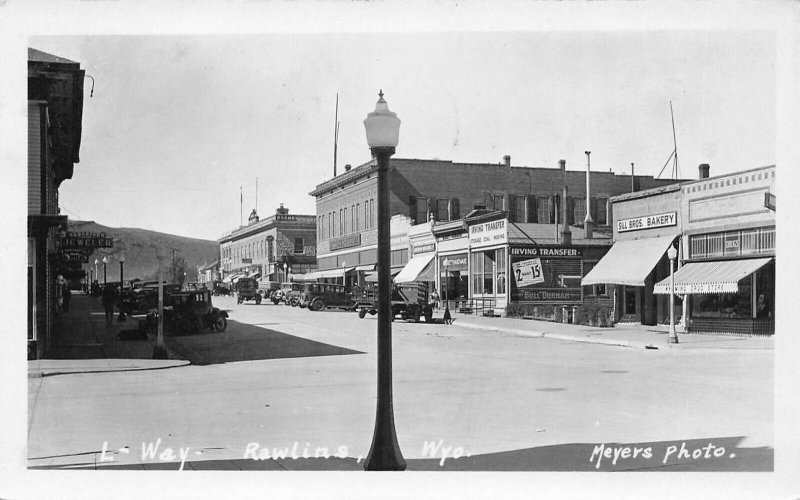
653,257,773,295
581,235,677,287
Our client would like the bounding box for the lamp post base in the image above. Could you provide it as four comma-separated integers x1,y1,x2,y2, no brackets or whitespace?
668,331,679,344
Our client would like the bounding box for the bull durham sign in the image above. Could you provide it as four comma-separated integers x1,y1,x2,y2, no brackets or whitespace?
617,212,677,233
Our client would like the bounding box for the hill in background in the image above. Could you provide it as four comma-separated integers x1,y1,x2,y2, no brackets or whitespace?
69,220,219,283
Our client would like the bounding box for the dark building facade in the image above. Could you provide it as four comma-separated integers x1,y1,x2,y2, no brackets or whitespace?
27,48,86,359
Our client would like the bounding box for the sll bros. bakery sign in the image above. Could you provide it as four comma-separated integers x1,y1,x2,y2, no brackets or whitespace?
617,212,677,233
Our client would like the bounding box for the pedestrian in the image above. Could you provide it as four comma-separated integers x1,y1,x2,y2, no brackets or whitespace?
55,275,66,312
101,284,116,323
430,287,440,310
62,283,72,313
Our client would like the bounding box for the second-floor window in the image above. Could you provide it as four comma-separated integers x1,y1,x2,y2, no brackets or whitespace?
294,237,304,254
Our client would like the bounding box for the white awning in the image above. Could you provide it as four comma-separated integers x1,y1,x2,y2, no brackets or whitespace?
581,235,677,287
653,257,773,294
364,267,403,283
394,253,436,284
312,268,354,279
355,264,375,271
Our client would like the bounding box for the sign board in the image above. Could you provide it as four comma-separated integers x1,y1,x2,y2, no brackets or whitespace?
468,219,507,248
512,258,545,287
440,254,468,272
61,232,114,249
330,233,361,251
617,212,677,233
413,243,435,254
510,245,583,303
241,258,253,264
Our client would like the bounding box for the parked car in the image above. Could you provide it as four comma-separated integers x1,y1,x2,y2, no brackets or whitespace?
274,282,304,306
235,277,261,304
299,283,356,311
144,289,228,335
212,282,231,296
257,280,281,300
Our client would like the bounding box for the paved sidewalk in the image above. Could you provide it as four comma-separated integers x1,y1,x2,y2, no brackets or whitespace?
447,310,774,351
29,292,187,378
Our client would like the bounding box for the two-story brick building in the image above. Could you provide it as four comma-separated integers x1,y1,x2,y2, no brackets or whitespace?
218,204,317,284
310,155,685,289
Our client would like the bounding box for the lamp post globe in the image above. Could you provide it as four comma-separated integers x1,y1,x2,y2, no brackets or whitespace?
102,256,108,286
667,244,679,344
118,255,127,321
363,90,405,471
153,247,169,359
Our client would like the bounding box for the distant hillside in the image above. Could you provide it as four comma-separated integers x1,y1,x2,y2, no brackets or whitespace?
69,220,219,283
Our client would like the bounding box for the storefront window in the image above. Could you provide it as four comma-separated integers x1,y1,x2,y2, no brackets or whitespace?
482,252,495,294
496,249,506,294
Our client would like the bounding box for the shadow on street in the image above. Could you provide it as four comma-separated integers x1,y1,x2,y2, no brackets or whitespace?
164,320,364,365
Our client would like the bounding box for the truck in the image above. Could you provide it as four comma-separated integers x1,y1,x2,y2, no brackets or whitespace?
235,277,262,304
356,281,433,323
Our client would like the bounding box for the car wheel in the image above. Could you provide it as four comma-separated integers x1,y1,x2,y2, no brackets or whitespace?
213,316,227,332
358,308,367,319
255,296,262,305
311,299,325,311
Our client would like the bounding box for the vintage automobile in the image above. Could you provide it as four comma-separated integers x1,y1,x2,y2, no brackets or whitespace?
212,282,232,296
356,281,433,323
257,280,281,300
121,282,181,315
299,283,356,311
235,277,262,304
273,282,304,306
145,289,228,335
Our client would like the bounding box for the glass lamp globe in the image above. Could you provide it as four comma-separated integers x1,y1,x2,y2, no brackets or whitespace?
363,90,400,149
667,245,678,260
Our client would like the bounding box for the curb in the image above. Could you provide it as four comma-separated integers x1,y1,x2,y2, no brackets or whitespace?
455,320,660,350
27,360,191,379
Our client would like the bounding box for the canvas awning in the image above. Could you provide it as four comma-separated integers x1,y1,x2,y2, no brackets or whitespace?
227,273,244,283
364,267,403,283
394,253,436,284
653,257,772,295
310,268,354,279
581,235,677,287
355,264,375,272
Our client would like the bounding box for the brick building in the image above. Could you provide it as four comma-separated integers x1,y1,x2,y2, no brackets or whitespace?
218,204,317,284
27,48,86,359
310,155,686,290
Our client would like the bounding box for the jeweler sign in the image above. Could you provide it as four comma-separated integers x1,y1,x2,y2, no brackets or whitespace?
617,212,677,233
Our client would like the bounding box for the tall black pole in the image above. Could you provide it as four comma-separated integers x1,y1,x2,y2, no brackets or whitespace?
118,261,126,321
365,147,406,471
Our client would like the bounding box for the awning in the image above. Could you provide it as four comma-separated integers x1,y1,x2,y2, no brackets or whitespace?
653,257,772,295
311,268,354,279
394,253,436,284
226,273,244,283
581,235,677,287
364,267,403,283
355,264,375,272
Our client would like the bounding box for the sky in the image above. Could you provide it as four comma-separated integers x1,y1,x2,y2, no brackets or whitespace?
22,29,778,241
28,31,778,239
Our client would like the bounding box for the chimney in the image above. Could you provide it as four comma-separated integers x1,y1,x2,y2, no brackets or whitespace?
345,164,352,172
504,155,511,168
699,163,710,179
559,159,571,245
584,151,593,239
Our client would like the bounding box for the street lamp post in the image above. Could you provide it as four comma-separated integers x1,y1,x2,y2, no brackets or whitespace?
667,244,679,344
443,263,452,323
102,256,108,286
283,262,288,282
342,261,347,286
153,247,169,359
94,259,99,287
363,90,406,471
118,255,127,321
